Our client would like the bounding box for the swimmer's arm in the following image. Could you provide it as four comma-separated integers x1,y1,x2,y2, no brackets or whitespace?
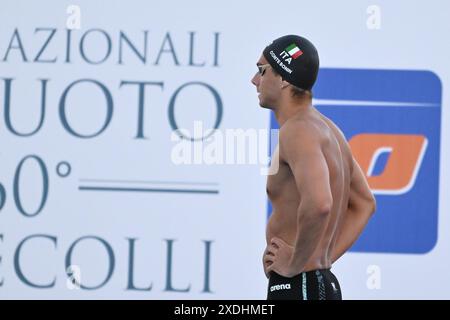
281,122,333,274
331,158,376,263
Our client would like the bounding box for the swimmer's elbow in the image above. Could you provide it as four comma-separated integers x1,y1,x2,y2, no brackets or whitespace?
318,203,332,217
298,195,332,218
361,193,376,218
369,194,377,216
307,201,332,217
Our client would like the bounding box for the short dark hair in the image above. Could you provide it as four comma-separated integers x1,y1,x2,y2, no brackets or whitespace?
290,85,313,99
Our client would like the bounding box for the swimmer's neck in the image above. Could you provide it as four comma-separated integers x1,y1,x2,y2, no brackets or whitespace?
273,99,315,127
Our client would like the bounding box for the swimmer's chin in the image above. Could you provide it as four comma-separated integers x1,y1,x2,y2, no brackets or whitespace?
259,103,273,110
257,96,274,109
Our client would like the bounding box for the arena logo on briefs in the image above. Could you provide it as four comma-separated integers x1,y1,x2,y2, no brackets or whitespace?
268,68,442,254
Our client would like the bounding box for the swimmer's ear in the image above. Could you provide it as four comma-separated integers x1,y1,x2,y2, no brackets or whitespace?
281,80,290,89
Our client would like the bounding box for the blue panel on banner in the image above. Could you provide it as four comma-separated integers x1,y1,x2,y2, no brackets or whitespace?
268,68,441,254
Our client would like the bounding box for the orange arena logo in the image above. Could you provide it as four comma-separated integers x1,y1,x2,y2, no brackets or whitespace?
349,133,428,195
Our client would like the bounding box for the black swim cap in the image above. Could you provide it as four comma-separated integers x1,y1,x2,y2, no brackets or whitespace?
263,35,319,90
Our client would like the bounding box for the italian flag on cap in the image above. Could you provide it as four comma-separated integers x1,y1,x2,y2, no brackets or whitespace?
286,43,303,59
